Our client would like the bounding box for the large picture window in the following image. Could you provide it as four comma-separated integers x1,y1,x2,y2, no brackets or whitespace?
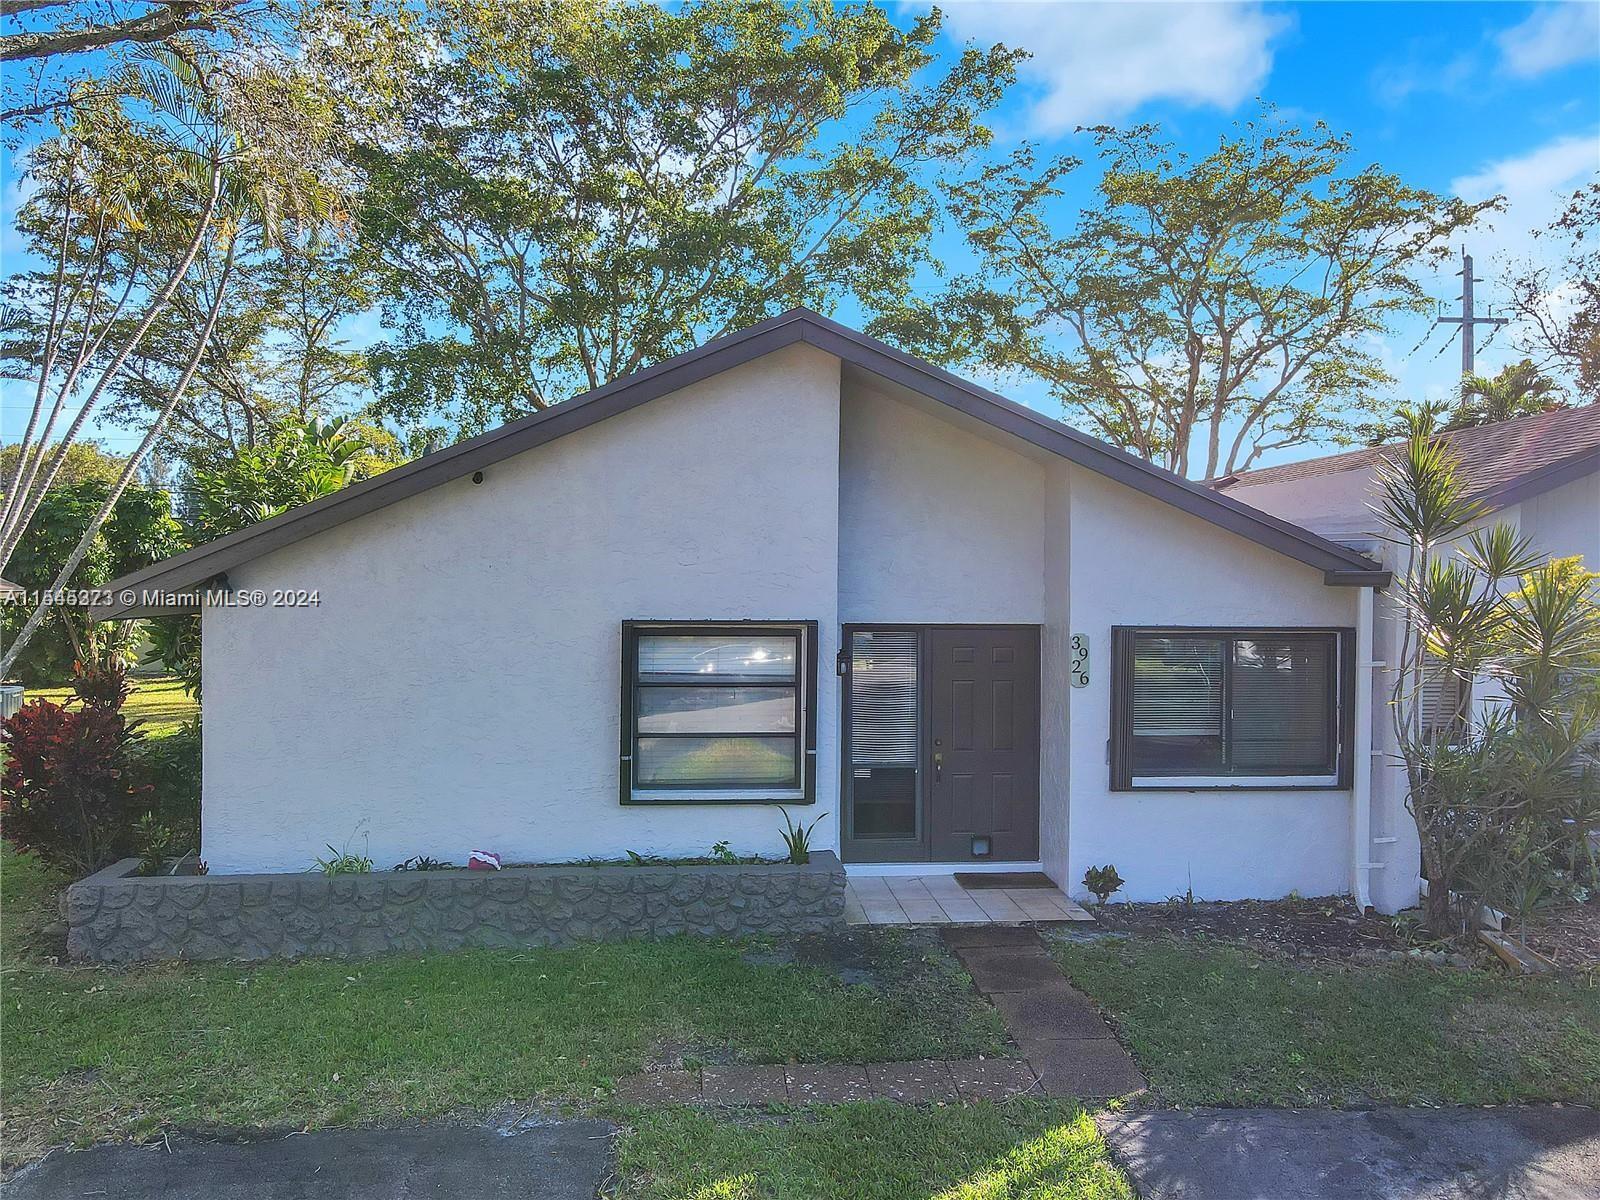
1111,627,1351,789
621,622,817,803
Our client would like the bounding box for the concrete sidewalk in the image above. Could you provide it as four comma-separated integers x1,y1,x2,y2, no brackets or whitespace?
1,1120,616,1200
1100,1105,1600,1200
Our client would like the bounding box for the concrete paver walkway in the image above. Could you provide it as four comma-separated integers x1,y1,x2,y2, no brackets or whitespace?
1,1120,617,1200
1100,1106,1600,1200
844,875,1094,925
942,926,1146,1099
612,926,1144,1107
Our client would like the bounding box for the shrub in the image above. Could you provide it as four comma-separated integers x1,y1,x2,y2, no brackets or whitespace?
2,687,149,876
133,811,178,876
1083,864,1125,905
129,723,201,851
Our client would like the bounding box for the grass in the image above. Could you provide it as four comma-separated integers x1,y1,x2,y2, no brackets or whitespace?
0,843,1007,1159
1051,934,1600,1107
609,1102,1133,1200
27,673,198,736
0,841,65,959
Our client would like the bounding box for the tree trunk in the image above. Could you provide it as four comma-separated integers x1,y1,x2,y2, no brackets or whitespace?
1420,837,1455,933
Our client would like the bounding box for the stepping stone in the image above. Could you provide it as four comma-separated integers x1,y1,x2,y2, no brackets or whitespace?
700,1064,788,1105
990,986,1113,1043
786,1064,874,1103
611,1069,701,1105
866,1059,958,1103
941,926,1045,949
947,1058,1040,1101
951,947,1065,993
1028,1039,1147,1099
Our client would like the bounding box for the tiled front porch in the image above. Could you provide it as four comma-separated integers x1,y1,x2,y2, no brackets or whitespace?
843,874,1094,926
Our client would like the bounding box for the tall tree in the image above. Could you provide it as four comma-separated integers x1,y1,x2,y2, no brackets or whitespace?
2,479,183,683
354,0,1020,444
880,108,1495,479
2,0,252,128
1504,180,1600,401
0,43,344,675
90,234,381,474
0,440,125,489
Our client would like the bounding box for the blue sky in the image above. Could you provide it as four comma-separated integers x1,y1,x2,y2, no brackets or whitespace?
916,0,1600,461
3,1,1598,465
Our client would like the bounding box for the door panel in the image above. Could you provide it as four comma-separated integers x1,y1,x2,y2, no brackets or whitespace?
841,628,926,863
927,627,1041,862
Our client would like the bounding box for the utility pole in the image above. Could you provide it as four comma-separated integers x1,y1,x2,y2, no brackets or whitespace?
1434,245,1506,377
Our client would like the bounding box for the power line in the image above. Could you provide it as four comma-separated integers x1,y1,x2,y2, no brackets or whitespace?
1432,245,1507,378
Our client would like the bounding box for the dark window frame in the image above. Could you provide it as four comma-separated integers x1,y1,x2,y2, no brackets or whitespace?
1110,626,1355,792
620,620,819,805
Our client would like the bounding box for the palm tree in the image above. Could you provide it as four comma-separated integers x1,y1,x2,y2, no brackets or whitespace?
1445,359,1563,431
1375,407,1600,933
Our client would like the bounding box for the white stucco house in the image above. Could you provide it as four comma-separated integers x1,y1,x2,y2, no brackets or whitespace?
99,310,1413,909
1216,403,1600,914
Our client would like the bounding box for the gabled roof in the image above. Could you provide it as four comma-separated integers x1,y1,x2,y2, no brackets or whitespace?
93,309,1387,618
1216,403,1600,510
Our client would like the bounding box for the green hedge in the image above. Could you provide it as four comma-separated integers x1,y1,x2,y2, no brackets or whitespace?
129,725,201,853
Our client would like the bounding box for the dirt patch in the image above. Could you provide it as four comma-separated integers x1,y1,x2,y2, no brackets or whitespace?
642,1038,742,1070
1516,899,1600,970
1089,896,1411,960
779,926,955,989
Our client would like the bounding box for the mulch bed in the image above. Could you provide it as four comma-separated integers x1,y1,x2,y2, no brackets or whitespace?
1517,899,1600,970
1087,895,1411,959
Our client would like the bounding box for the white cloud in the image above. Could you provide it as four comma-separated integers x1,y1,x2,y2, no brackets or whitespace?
1450,129,1599,268
939,1,1289,133
1496,4,1600,79
1377,129,1599,406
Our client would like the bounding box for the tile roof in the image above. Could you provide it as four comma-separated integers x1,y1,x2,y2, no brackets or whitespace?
1216,404,1600,506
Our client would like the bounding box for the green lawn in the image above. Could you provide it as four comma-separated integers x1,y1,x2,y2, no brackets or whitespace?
609,1102,1133,1200
1051,934,1600,1107
0,845,1008,1161
27,673,198,736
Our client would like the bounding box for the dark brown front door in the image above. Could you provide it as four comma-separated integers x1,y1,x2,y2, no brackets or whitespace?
926,626,1041,862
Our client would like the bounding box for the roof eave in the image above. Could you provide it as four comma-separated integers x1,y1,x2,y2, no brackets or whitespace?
92,309,1385,618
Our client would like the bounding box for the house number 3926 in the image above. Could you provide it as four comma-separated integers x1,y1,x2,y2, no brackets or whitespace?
1070,635,1089,688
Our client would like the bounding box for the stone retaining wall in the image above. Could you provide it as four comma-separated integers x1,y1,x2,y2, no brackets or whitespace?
65,852,846,963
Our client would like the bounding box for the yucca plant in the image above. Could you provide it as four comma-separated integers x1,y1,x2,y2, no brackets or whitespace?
1376,406,1600,933
778,809,828,865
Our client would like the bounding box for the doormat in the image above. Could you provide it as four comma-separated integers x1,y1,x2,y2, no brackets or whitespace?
953,872,1056,889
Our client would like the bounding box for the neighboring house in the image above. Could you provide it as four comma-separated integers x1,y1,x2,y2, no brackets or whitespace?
1216,404,1600,912
97,310,1403,909
1213,405,1600,568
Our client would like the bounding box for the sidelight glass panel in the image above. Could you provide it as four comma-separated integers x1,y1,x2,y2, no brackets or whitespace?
1231,636,1335,772
1131,635,1224,774
636,736,798,786
849,630,919,839
637,686,797,734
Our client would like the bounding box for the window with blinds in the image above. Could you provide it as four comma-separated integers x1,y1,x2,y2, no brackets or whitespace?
621,622,816,802
848,629,919,840
1417,669,1469,738
1115,628,1344,787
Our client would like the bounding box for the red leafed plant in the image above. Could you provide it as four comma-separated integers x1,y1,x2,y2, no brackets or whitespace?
2,660,149,875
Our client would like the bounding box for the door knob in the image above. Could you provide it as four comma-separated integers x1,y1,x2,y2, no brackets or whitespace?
933,752,943,781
